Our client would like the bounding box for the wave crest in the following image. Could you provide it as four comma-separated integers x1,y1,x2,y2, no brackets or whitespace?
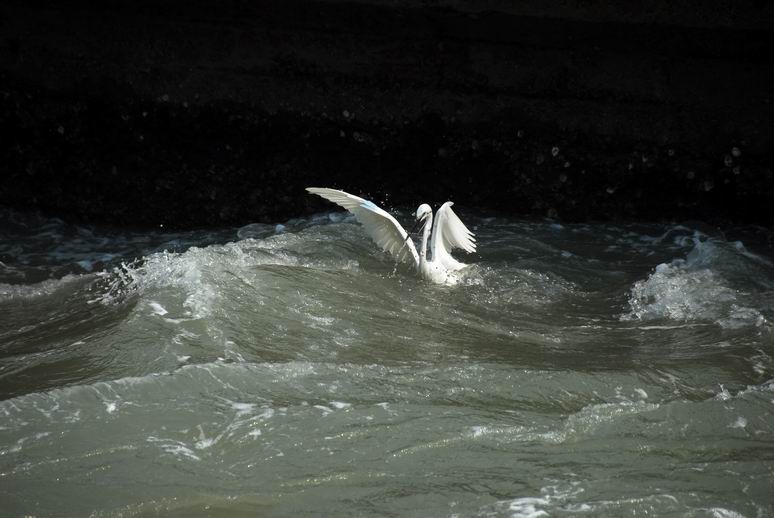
623,235,771,327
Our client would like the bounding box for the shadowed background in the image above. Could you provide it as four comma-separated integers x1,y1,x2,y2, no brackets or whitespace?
1,0,773,226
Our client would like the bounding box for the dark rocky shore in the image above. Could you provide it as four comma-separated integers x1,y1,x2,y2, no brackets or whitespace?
1,1,773,228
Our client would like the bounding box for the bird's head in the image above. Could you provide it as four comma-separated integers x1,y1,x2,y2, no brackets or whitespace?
405,204,432,241
415,204,432,222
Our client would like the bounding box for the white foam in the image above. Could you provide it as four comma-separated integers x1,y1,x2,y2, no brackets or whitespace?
257,408,275,420
715,385,732,401
148,301,168,316
236,223,275,240
0,274,84,301
195,425,221,450
230,402,256,416
508,497,550,518
147,436,201,461
96,249,223,316
623,236,771,325
470,425,487,438
624,264,735,321
709,508,746,518
564,400,659,439
749,350,771,377
314,405,333,415
94,231,360,313
718,305,767,329
497,480,585,518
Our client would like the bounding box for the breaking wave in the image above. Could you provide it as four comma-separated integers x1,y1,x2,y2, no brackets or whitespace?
623,232,773,328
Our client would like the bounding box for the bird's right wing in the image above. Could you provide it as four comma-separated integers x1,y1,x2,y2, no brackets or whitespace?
306,187,420,267
431,201,476,271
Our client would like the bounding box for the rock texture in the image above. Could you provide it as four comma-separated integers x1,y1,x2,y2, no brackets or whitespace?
1,0,773,227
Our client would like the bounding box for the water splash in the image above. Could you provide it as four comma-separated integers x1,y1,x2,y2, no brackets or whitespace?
623,234,772,326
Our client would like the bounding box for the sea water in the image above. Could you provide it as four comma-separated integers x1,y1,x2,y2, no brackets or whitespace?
1,208,773,517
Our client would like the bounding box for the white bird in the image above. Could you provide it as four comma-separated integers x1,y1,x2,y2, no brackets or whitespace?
306,187,476,284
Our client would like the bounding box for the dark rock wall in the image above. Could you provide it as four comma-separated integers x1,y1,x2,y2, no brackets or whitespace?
1,1,773,227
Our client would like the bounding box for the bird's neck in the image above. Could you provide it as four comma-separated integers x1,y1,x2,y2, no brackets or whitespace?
420,214,433,265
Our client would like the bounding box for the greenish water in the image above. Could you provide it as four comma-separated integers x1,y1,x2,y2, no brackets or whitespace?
1,208,773,517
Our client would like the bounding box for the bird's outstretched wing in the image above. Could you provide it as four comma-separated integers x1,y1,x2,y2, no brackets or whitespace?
306,187,420,267
431,202,476,271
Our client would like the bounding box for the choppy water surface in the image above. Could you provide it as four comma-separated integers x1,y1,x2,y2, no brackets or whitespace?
1,207,773,517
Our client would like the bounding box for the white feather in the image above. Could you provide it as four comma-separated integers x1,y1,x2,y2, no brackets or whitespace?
306,188,420,266
431,202,476,271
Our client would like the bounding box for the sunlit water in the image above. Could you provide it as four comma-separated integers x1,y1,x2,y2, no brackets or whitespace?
1,207,773,517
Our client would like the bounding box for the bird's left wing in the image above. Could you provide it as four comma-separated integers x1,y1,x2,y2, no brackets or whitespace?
431,201,476,271
306,187,420,267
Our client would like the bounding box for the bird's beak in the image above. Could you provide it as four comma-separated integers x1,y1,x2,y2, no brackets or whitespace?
406,219,421,240
405,215,426,241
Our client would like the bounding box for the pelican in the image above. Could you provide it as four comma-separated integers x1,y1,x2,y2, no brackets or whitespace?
306,187,476,284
